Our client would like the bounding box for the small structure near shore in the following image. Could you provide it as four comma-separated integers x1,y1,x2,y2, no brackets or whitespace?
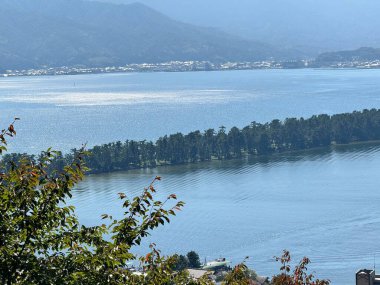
202,257,230,270
356,269,380,285
187,269,213,281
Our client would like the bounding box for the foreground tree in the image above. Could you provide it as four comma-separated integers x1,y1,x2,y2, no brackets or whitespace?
271,250,330,285
223,263,253,285
0,121,191,284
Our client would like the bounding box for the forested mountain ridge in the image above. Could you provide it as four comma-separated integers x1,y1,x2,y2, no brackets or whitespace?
315,47,380,65
0,0,287,70
3,109,380,174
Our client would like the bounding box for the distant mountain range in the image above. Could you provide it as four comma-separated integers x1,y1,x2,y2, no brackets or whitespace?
0,0,298,70
93,0,380,55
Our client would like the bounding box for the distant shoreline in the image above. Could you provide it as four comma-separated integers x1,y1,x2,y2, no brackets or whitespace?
1,60,380,78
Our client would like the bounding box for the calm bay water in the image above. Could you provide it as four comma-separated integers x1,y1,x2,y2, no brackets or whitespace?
74,143,380,285
1,69,380,284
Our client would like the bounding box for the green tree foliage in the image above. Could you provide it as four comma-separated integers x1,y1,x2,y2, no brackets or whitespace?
0,121,195,285
187,251,201,269
172,254,189,271
172,251,203,271
222,263,252,285
222,257,260,285
5,109,379,175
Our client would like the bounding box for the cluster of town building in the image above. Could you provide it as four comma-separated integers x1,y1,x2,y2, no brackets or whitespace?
320,60,380,69
1,59,379,78
0,60,305,77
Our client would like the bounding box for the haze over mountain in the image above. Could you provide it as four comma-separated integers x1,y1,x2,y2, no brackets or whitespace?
0,0,292,70
93,0,380,55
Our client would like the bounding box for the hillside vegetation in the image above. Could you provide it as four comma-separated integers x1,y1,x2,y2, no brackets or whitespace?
0,0,284,70
315,47,380,65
